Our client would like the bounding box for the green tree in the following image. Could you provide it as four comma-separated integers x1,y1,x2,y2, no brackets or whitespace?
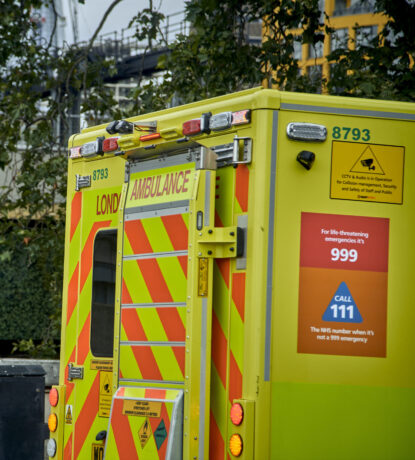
326,0,415,101
131,0,414,110
0,0,122,357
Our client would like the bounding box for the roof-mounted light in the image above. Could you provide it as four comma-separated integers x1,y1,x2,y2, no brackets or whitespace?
182,112,211,137
232,109,251,126
183,118,201,136
69,146,82,159
80,139,103,158
286,122,327,142
210,112,232,131
102,137,119,152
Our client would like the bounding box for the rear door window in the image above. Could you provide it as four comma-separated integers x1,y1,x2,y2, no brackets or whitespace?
90,229,117,357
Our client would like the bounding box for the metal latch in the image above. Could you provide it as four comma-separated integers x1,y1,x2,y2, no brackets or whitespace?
233,136,252,165
197,226,244,258
75,174,91,191
67,363,84,381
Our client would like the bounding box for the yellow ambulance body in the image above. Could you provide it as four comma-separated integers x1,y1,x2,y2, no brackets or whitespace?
47,87,415,459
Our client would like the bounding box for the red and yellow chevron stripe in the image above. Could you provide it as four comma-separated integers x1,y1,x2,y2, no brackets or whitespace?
62,187,119,459
209,164,249,459
120,214,188,384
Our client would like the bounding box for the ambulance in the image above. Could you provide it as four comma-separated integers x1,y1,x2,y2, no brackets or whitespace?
46,87,415,459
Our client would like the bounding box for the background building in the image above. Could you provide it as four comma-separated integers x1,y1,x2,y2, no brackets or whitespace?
293,0,386,89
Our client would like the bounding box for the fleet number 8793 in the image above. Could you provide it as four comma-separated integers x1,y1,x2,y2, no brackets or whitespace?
331,248,358,262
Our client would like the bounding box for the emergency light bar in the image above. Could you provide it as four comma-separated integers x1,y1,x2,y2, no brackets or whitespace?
182,112,211,136
210,112,232,131
69,146,81,159
102,137,119,152
286,122,327,142
209,110,252,132
80,140,102,158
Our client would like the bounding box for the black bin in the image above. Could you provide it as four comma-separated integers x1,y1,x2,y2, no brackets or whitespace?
0,365,47,460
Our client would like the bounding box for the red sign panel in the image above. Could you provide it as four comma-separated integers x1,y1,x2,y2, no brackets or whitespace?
297,212,389,357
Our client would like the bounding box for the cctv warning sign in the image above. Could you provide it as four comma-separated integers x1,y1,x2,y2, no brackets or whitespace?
330,141,404,204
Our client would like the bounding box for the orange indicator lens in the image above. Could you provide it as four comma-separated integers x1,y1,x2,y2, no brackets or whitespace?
48,413,58,432
229,433,243,457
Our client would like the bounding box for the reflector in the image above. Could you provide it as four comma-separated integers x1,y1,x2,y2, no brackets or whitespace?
47,438,57,457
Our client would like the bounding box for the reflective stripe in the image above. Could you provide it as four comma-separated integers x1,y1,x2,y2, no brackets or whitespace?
199,297,208,459
125,200,190,216
122,302,186,308
264,110,278,381
204,171,211,226
281,102,415,121
123,250,188,261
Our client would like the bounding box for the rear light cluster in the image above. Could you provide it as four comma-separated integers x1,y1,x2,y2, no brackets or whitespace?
182,110,250,137
69,109,251,159
69,137,119,159
47,388,60,457
229,402,244,457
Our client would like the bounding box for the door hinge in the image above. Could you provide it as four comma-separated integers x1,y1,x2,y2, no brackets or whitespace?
75,174,91,191
233,136,252,165
197,226,244,258
67,363,84,381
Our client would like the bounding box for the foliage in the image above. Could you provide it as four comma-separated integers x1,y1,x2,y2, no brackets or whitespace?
139,0,329,109
0,0,121,357
326,0,415,101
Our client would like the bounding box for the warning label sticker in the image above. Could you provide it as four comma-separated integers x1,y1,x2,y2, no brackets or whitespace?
297,212,389,358
123,400,162,418
330,141,404,204
90,359,113,371
65,405,73,424
98,371,112,417
138,418,152,449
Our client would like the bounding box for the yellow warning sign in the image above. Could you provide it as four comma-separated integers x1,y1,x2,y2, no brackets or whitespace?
98,371,112,418
331,141,404,204
138,418,153,449
90,359,113,371
123,400,162,418
65,405,73,424
198,257,209,296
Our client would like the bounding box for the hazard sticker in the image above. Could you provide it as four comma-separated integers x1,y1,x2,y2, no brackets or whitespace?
330,141,404,204
138,418,152,449
154,419,168,450
98,371,112,417
65,405,73,424
297,212,389,357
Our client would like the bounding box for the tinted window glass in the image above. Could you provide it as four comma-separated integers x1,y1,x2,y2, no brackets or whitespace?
90,230,117,357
